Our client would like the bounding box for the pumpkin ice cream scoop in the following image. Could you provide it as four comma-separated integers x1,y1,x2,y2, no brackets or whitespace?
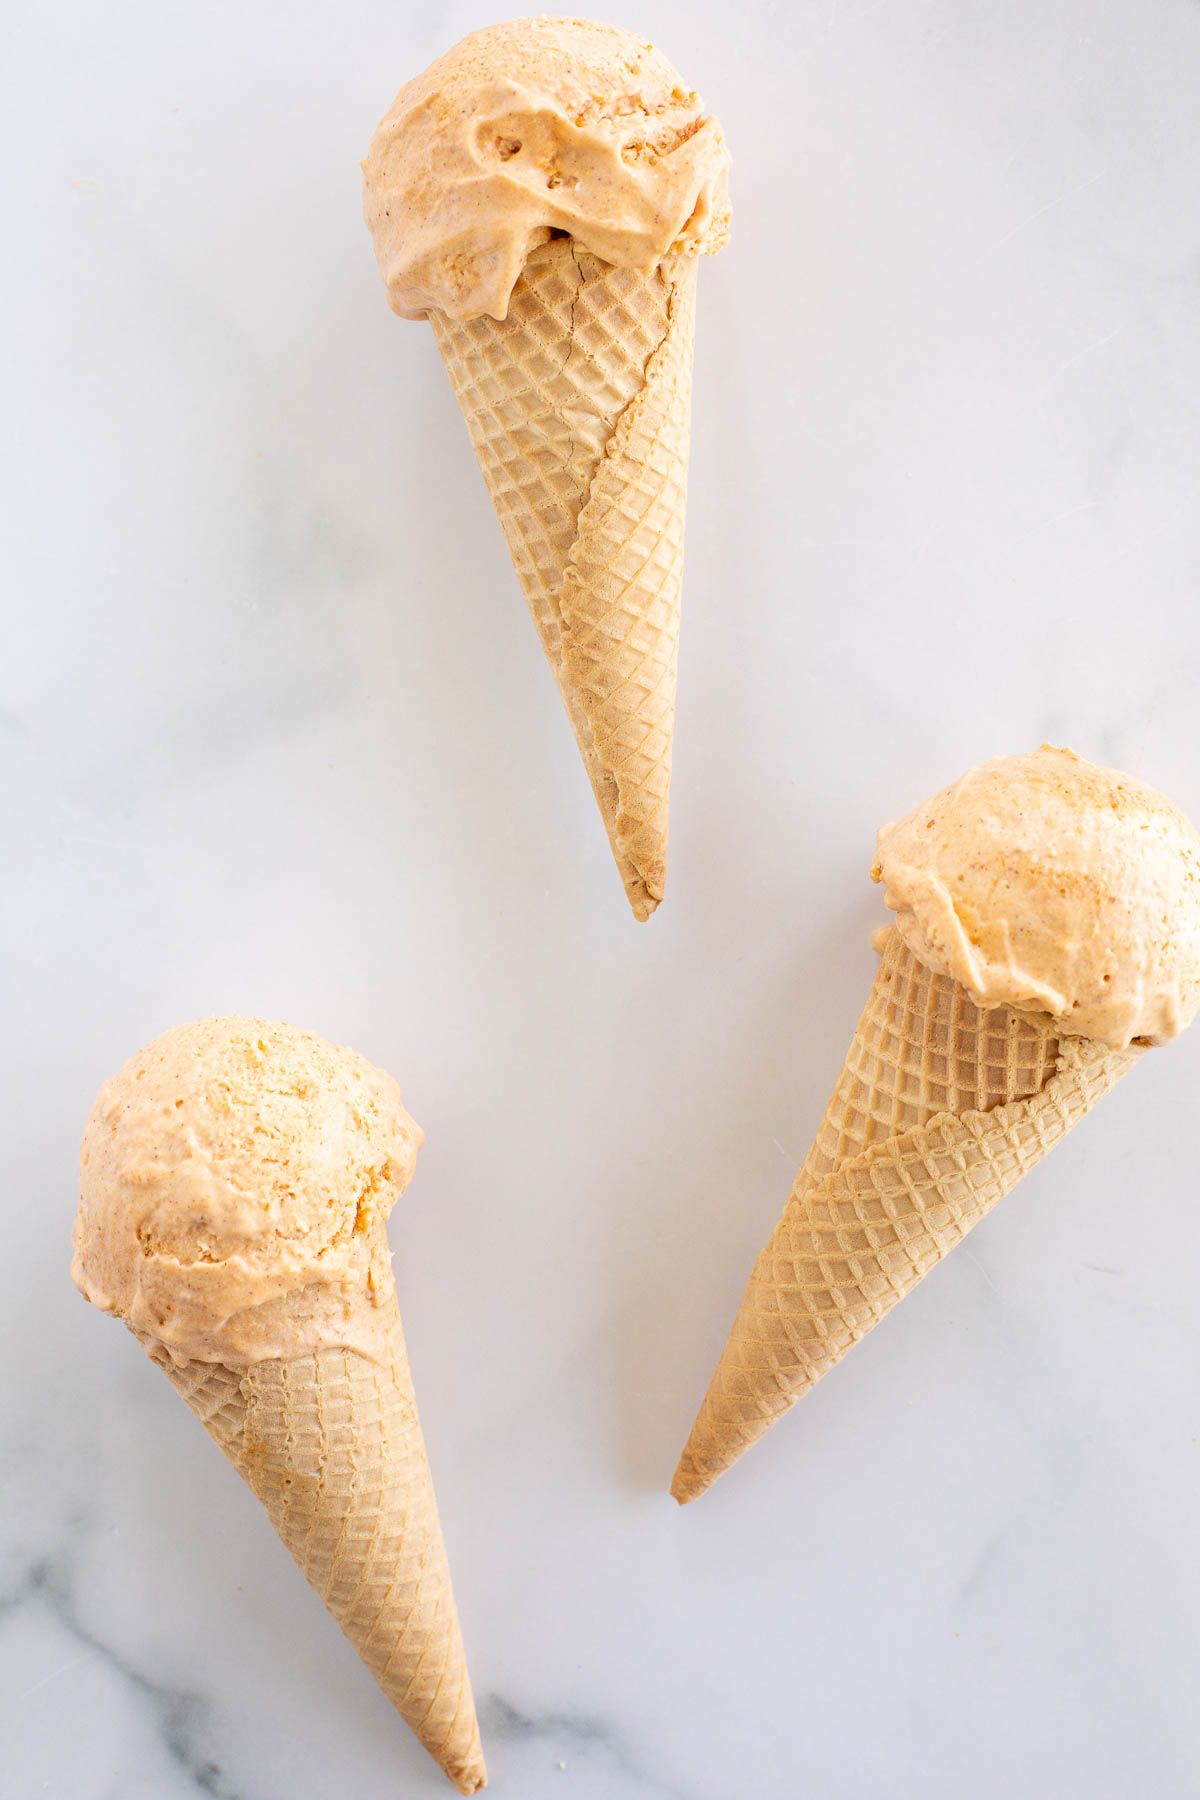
672,748,1200,1504
362,14,730,323
363,16,731,919
72,1015,422,1362
874,744,1200,1049
72,1018,486,1794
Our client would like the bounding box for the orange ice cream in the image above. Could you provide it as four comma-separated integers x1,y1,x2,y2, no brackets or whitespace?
873,745,1200,1049
362,15,731,320
71,1018,422,1363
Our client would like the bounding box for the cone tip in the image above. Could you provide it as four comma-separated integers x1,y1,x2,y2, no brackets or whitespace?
627,884,661,923
669,1453,710,1506
450,1754,487,1794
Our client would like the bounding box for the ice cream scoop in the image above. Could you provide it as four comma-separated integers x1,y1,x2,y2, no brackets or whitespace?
362,17,730,920
673,748,1200,1503
73,1018,486,1794
873,745,1200,1048
363,15,730,321
73,1015,421,1363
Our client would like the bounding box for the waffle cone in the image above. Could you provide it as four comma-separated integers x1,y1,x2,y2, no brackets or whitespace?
672,931,1141,1503
430,238,698,920
149,1313,485,1793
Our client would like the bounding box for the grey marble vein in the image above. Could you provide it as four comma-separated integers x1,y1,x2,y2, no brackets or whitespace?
7,2,1200,1797
481,1695,695,1800
1,1536,251,1800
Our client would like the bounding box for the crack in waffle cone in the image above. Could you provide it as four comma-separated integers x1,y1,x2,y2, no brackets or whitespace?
672,930,1141,1502
149,1316,485,1793
430,237,698,919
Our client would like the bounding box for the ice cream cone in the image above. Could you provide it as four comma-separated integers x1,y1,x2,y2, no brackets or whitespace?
362,17,731,919
72,1017,486,1791
430,239,697,920
671,930,1138,1502
673,746,1200,1503
149,1313,485,1793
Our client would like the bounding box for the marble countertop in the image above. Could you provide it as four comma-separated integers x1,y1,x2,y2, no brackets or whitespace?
5,1,1200,1795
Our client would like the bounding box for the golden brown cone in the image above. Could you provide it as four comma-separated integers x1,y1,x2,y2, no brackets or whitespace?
672,930,1140,1503
430,238,698,920
149,1313,486,1793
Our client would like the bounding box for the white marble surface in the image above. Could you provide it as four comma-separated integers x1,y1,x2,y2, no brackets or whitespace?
5,0,1200,1794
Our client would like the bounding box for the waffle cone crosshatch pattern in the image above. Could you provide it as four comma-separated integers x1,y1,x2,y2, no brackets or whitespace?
15,6,1200,1797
